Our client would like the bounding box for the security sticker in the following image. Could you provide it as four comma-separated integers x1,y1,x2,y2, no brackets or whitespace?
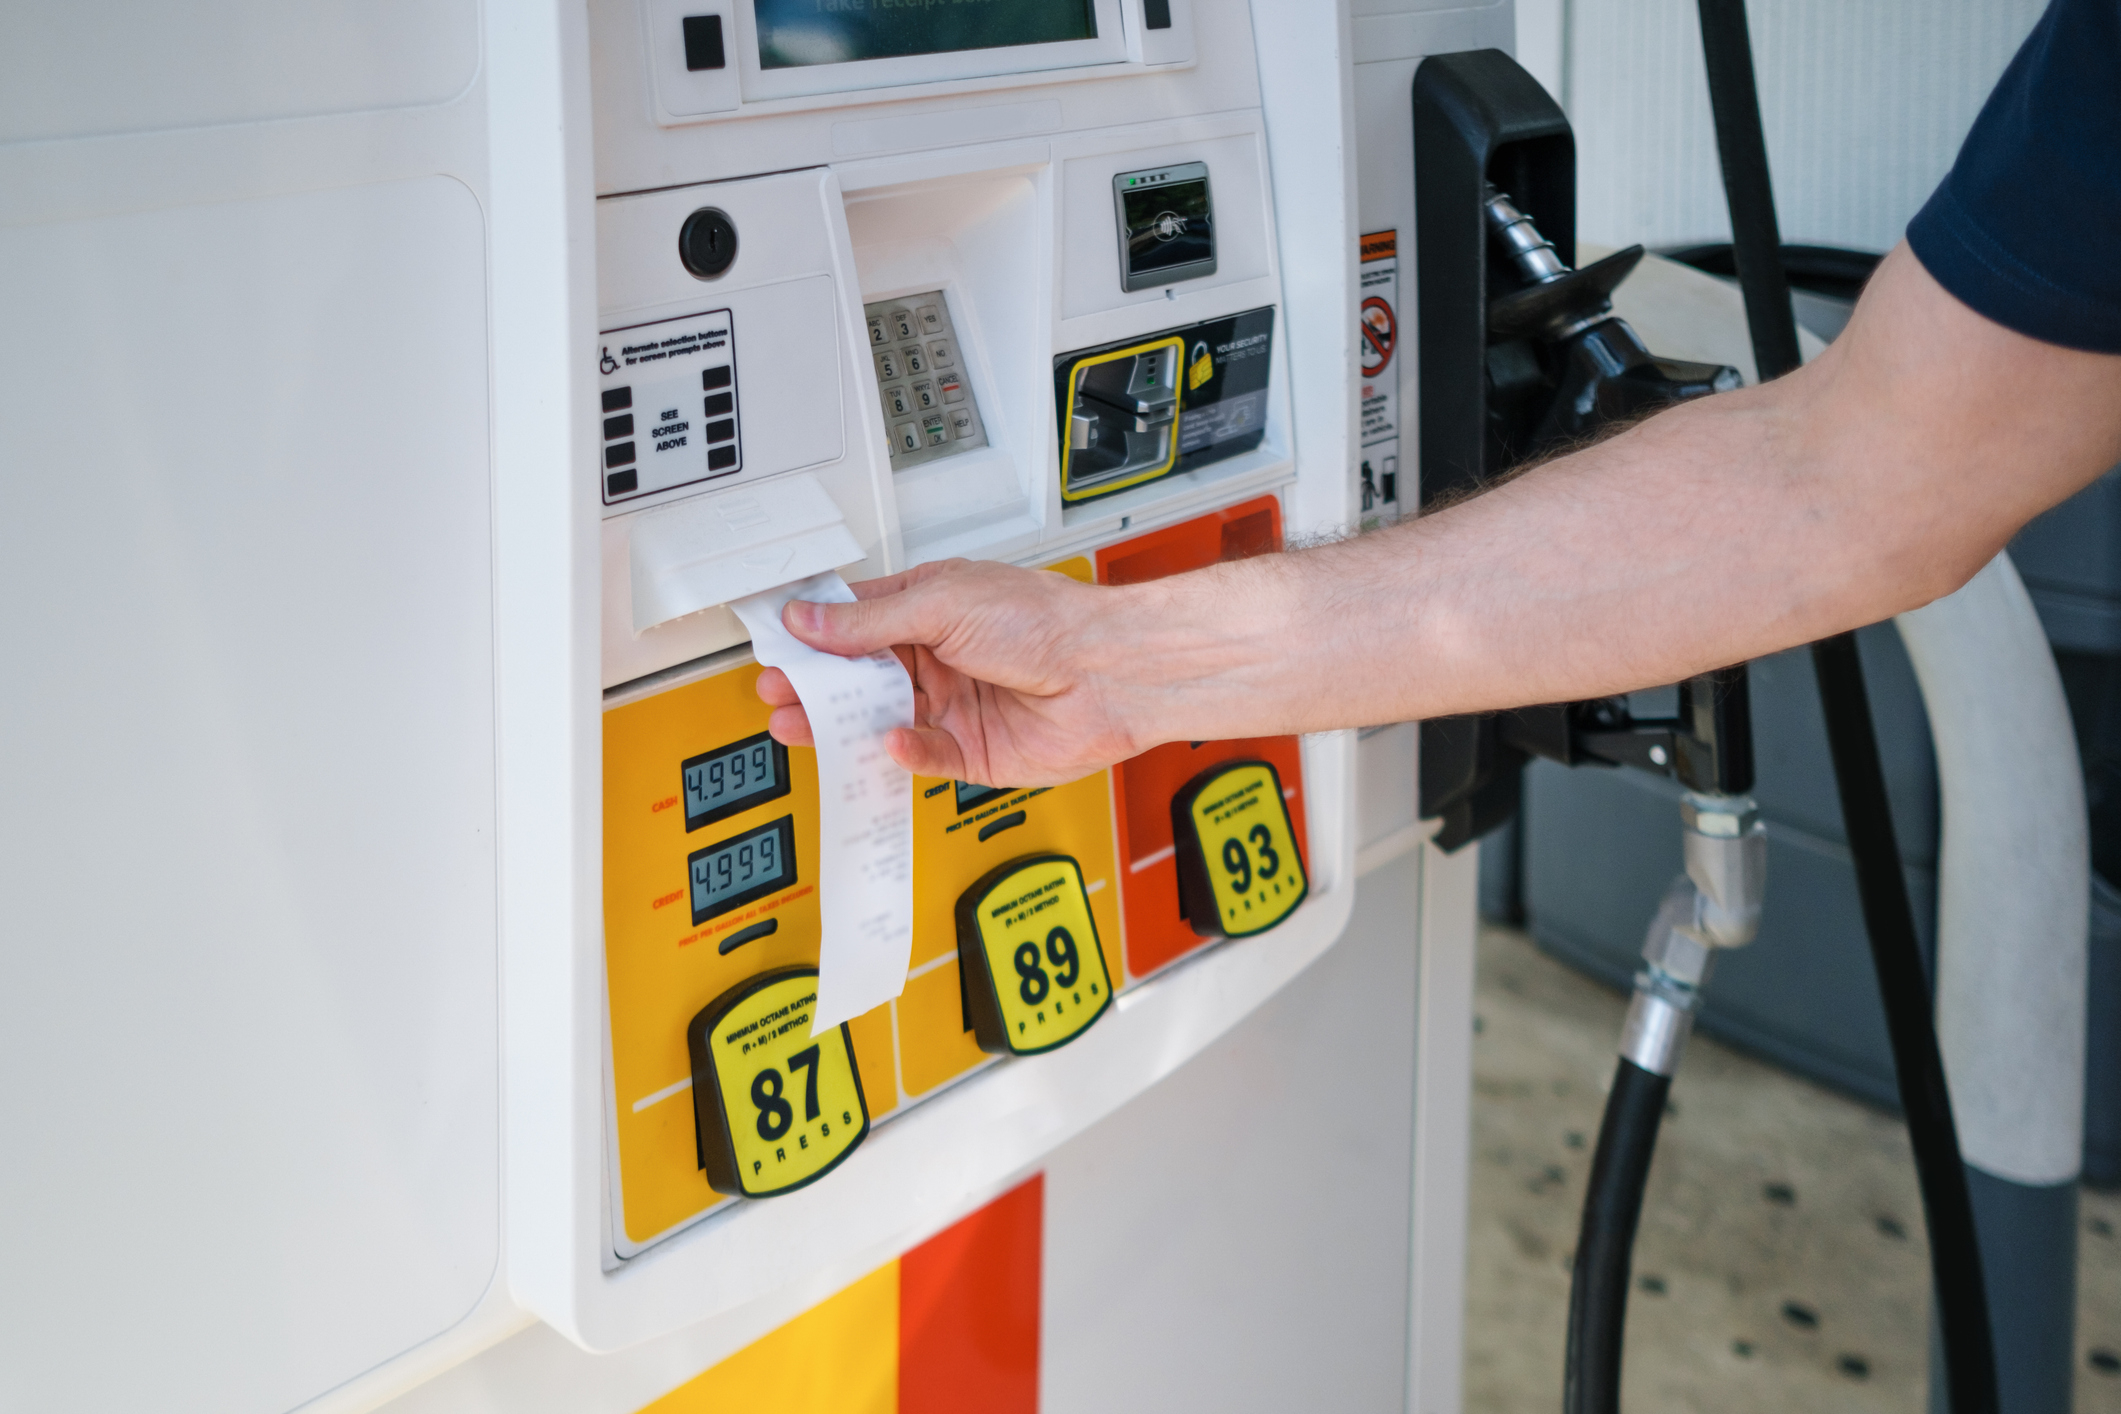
955,854,1114,1056
688,968,870,1199
1171,760,1308,938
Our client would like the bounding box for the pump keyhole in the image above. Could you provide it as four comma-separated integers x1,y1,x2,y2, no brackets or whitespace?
679,208,739,279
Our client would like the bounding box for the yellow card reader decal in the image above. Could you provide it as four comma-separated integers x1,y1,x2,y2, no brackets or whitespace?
689,968,870,1199
1171,759,1308,938
955,854,1114,1055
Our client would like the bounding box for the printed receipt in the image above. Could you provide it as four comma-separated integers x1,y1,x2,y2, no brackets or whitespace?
729,571,916,1031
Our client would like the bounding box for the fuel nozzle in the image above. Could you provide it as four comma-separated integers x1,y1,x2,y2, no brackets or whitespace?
1481,185,1741,462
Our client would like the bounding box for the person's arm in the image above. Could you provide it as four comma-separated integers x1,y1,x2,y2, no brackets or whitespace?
759,245,2121,785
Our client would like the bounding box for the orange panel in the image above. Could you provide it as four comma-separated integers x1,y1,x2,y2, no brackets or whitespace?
898,1176,1042,1414
1095,498,1310,977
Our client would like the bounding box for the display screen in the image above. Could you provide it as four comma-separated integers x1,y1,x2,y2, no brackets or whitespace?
682,730,790,832
754,0,1097,70
689,816,798,926
1121,175,1214,280
954,779,1011,814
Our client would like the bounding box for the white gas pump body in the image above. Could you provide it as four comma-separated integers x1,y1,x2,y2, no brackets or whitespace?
0,2,1498,1410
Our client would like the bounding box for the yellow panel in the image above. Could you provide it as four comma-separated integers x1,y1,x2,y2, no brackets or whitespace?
1043,554,1093,584
846,1001,898,1118
604,665,826,1246
896,959,988,1097
639,1262,899,1414
958,855,1114,1054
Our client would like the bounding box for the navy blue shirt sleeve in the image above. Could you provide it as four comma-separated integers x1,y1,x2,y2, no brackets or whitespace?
1905,0,2121,353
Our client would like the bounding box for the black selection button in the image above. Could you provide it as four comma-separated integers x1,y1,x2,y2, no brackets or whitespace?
606,469,638,496
703,391,734,417
705,418,735,444
603,413,634,440
708,445,739,471
602,386,632,412
703,365,732,390
1144,0,1172,28
605,441,636,468
682,13,726,70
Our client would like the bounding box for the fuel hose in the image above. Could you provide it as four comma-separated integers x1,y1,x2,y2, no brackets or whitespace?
1692,2,2000,1410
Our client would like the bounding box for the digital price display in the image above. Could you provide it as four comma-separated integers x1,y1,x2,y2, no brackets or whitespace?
954,779,1010,814
1171,760,1307,938
753,0,1096,69
682,730,790,832
688,968,870,1198
688,816,798,926
955,854,1113,1056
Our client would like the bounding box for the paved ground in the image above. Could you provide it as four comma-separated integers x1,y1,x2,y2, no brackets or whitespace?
1464,924,2121,1413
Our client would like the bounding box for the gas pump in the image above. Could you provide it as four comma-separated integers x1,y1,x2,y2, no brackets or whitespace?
0,2,1504,1412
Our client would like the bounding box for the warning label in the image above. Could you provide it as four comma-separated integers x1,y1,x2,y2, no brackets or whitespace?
1358,231,1399,447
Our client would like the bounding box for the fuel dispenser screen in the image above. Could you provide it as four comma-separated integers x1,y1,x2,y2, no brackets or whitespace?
689,816,798,926
755,0,1096,69
683,731,791,830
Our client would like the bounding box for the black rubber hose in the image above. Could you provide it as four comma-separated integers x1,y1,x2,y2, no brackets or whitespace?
1692,3,2001,1411
1812,637,2001,1414
1563,1058,1671,1414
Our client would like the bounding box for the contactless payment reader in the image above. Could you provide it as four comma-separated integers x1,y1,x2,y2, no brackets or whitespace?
955,854,1115,1056
688,968,871,1199
1114,162,1217,292
1172,759,1308,938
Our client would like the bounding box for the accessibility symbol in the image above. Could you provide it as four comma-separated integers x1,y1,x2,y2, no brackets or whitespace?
600,346,619,375
1359,297,1396,377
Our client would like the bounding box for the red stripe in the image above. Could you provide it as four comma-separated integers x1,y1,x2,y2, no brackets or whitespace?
898,1174,1042,1414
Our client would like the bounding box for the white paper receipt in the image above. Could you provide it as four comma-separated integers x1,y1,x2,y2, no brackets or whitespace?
729,571,916,1031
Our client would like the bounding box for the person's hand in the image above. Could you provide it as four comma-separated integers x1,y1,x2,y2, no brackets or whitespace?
754,559,1148,786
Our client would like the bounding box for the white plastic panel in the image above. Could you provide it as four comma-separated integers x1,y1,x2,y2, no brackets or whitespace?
0,176,499,1413
1059,129,1275,320
597,169,896,688
0,0,479,143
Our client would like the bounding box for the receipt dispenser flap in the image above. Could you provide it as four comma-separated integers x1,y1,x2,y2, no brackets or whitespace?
629,473,865,634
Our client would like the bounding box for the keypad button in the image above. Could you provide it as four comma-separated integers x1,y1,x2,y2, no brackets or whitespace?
603,413,634,439
890,309,916,340
705,418,736,444
868,318,887,346
902,346,927,375
913,380,937,411
703,391,733,417
703,365,732,390
876,350,901,381
895,422,922,453
922,414,949,447
602,386,632,412
916,304,943,334
927,338,954,366
939,374,966,404
707,444,739,471
949,407,976,439
884,385,912,418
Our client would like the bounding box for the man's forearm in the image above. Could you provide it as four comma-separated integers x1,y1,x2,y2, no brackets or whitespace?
1100,246,2121,747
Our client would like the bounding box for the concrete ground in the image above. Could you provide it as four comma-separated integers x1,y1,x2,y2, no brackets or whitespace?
1464,924,2121,1413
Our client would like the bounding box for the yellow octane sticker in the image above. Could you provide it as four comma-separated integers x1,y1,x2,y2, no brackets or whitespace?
956,855,1114,1056
1172,760,1307,938
688,968,869,1198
